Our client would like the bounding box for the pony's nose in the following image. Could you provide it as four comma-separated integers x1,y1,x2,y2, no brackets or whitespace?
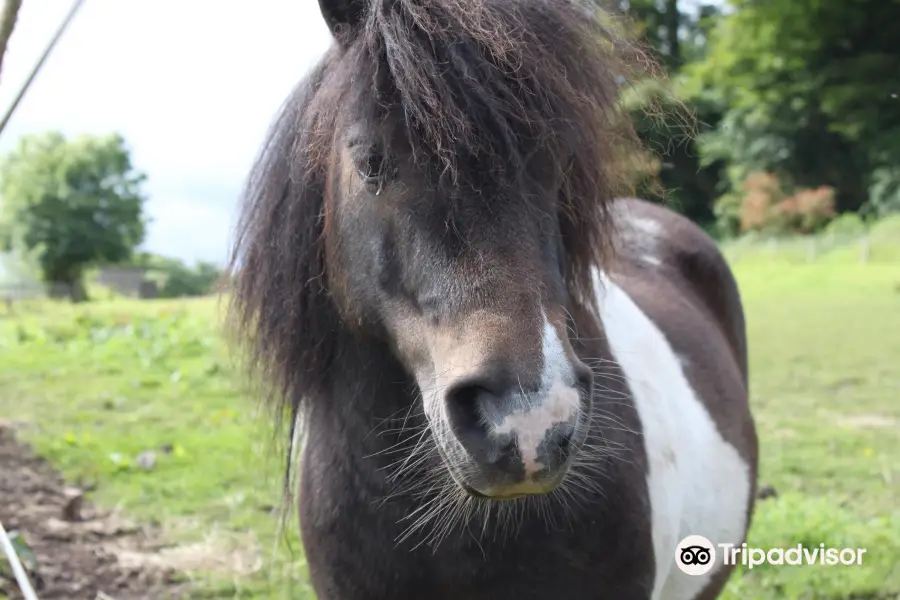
445,374,520,466
443,367,582,473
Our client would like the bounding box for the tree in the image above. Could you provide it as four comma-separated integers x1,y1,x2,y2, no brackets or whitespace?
0,131,148,301
616,0,726,227
683,0,900,232
158,260,222,298
128,251,224,298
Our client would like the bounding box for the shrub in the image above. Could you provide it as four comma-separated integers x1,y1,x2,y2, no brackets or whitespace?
159,261,222,299
866,166,900,218
124,252,223,299
736,172,836,235
785,186,837,234
739,172,785,233
824,212,867,237
713,192,742,238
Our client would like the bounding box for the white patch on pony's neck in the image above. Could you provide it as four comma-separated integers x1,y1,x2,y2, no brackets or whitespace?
492,312,579,475
592,269,752,600
642,254,662,267
634,216,662,236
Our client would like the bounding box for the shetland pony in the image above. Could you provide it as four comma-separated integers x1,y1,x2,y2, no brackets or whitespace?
227,0,758,598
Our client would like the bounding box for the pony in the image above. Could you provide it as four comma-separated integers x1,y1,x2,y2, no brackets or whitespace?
227,0,758,598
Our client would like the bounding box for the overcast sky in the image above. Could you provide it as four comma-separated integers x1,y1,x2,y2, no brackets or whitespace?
0,0,334,267
0,1,723,272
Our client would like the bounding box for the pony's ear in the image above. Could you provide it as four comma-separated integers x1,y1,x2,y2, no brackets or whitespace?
318,0,368,40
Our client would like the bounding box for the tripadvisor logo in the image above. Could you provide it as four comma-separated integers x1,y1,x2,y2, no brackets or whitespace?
675,535,716,576
675,536,868,576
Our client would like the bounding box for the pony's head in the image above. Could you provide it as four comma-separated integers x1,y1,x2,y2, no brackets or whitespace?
229,0,651,502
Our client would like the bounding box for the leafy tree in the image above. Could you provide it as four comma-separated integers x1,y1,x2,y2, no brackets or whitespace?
683,0,900,232
0,132,148,301
867,166,900,218
616,0,726,227
128,251,223,298
618,0,685,70
128,251,185,274
159,260,222,298
618,0,720,69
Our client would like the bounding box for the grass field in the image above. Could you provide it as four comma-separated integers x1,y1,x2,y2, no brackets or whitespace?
1,258,899,598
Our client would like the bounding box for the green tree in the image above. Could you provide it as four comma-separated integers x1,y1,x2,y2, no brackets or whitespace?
158,260,222,298
683,0,900,232
617,0,726,227
127,251,223,298
618,0,685,70
618,0,720,69
0,131,148,301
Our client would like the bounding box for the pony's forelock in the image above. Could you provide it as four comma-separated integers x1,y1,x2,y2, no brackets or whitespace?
344,0,660,304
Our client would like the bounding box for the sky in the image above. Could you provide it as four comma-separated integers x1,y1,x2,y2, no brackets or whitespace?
0,0,335,267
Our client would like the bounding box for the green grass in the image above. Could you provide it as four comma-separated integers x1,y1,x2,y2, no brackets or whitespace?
1,260,899,598
0,298,314,598
719,263,900,599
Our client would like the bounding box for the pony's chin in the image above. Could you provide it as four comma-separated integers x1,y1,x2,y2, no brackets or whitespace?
439,445,575,500
441,462,522,500
461,483,528,501
451,466,569,500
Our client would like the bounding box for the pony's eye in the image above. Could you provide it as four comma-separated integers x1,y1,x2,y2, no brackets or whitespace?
356,151,386,188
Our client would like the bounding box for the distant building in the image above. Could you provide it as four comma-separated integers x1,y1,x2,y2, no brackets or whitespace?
95,266,157,298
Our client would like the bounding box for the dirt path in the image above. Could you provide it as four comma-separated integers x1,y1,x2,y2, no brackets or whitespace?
0,423,189,599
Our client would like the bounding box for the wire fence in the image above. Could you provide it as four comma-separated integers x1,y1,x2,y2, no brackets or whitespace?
0,275,159,312
0,282,74,315
722,231,900,265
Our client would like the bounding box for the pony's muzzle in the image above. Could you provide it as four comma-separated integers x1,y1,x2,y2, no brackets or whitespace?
443,363,593,498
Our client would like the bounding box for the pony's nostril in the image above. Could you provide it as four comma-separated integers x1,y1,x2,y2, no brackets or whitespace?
447,382,480,410
445,371,514,425
553,422,575,450
445,382,493,442
445,378,521,465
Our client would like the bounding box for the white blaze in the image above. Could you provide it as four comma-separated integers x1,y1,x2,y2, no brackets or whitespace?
492,312,579,475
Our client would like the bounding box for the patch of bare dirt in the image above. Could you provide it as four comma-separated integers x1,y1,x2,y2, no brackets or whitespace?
0,423,190,599
772,427,797,438
116,529,264,578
